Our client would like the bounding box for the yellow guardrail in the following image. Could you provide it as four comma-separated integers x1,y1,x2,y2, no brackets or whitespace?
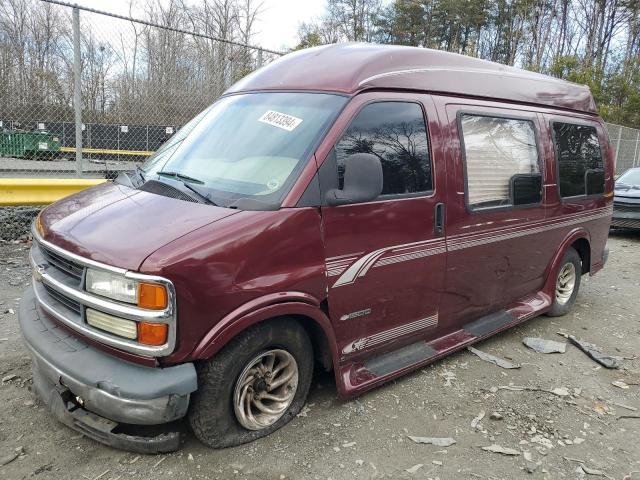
59,147,153,156
0,178,106,206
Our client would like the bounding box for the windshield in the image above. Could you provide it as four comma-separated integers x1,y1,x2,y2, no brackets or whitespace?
141,92,347,208
617,168,640,187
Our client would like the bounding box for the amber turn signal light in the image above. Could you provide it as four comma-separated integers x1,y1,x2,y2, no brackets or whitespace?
138,322,168,346
137,283,168,310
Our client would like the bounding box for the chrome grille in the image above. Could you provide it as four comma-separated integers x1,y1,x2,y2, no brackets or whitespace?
613,203,640,214
43,284,82,314
40,244,84,284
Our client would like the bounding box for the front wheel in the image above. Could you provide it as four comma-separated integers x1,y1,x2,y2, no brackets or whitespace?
546,247,582,317
188,318,313,448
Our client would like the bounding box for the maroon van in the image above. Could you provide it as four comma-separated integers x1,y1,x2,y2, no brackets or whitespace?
19,44,613,452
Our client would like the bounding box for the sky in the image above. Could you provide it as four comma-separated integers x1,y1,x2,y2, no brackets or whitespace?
72,0,327,51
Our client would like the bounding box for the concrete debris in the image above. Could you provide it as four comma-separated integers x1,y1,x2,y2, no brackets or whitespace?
481,444,520,456
405,464,423,474
551,387,570,397
471,411,485,429
4,308,14,315
522,337,566,354
0,446,24,467
564,334,622,369
407,436,456,447
1,374,17,383
489,412,503,420
531,435,554,450
467,346,521,369
577,464,607,477
611,380,630,389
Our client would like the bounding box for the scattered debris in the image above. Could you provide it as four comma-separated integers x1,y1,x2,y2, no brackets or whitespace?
558,333,622,369
550,387,570,397
579,465,606,477
407,436,456,447
1,374,17,383
296,404,311,417
405,464,423,474
481,444,520,456
531,435,554,450
612,380,630,389
489,412,503,420
0,446,23,466
432,460,443,466
492,384,570,397
618,414,640,420
467,346,521,369
3,308,14,315
439,370,457,386
523,337,566,354
611,402,637,412
342,442,356,448
471,411,485,429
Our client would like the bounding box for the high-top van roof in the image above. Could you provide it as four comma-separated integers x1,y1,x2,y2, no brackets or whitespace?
228,43,597,115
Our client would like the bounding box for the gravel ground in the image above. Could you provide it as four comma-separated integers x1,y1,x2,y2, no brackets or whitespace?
0,231,639,480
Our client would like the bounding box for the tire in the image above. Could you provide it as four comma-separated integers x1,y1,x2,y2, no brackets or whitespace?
546,247,582,317
188,318,313,448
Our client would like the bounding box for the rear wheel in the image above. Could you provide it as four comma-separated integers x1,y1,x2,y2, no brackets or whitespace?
547,247,582,317
188,318,313,448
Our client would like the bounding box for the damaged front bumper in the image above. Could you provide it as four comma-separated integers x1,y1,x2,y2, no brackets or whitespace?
19,286,197,453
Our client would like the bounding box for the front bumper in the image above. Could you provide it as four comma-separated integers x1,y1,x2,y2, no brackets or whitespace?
19,286,197,452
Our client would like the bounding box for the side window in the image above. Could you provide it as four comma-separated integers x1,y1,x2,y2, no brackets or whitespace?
335,102,432,196
552,122,604,197
460,114,540,209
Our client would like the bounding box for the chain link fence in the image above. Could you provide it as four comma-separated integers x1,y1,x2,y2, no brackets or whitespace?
0,0,282,180
606,123,640,175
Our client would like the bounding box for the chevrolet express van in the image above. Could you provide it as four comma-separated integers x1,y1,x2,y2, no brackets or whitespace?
20,44,613,452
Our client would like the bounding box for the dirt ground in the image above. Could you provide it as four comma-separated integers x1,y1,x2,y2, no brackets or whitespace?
0,231,639,480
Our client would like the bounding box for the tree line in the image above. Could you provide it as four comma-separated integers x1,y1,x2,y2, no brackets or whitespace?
297,0,640,129
0,0,268,127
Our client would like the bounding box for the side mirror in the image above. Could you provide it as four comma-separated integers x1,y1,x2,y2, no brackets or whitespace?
325,153,383,206
585,169,605,195
510,173,542,205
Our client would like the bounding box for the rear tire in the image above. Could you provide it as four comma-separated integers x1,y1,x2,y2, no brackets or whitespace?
188,318,313,448
546,247,582,317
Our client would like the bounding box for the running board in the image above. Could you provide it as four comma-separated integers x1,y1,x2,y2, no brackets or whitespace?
338,290,552,397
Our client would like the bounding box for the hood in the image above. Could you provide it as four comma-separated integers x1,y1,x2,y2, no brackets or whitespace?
39,182,238,270
614,182,640,200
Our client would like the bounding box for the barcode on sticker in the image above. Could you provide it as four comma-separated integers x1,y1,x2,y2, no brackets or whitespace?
258,110,303,131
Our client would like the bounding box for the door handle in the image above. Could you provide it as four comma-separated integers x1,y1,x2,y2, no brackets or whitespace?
434,203,444,237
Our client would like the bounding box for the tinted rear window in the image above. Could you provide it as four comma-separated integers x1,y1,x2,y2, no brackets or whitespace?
553,123,604,198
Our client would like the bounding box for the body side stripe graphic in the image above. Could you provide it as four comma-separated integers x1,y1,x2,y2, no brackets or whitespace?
342,313,439,354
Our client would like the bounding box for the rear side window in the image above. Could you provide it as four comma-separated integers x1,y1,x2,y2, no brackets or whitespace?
460,114,540,209
552,122,604,197
335,102,432,196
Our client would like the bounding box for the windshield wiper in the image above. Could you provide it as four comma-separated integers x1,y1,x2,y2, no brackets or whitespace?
181,182,218,206
158,170,205,184
156,170,218,205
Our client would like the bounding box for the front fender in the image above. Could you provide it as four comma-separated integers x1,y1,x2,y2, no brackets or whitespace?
191,292,339,367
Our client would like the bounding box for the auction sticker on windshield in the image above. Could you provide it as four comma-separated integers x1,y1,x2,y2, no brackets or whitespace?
258,110,303,131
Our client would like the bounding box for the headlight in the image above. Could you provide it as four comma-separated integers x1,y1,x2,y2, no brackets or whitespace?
86,269,138,303
86,269,168,309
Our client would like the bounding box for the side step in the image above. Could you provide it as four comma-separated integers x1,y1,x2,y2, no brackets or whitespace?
364,341,437,377
339,291,552,397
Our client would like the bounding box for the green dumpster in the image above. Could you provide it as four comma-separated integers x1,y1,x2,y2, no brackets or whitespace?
0,130,61,159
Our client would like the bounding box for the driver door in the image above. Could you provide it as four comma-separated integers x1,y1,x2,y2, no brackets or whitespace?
318,92,447,360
